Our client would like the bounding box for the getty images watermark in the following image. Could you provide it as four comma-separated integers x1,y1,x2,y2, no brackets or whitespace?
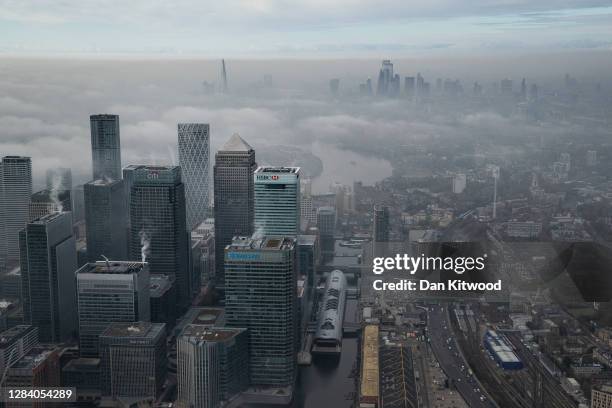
371,253,502,292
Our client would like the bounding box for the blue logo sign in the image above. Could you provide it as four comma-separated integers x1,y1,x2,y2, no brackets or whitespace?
227,252,260,261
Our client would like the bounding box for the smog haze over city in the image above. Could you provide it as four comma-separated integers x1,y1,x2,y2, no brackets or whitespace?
2,1,612,408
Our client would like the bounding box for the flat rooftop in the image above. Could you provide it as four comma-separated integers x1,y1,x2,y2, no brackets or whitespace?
87,178,122,186
100,322,164,339
90,114,118,120
78,261,146,275
10,347,57,370
175,307,225,336
32,211,66,224
228,236,296,251
0,325,34,346
62,358,100,371
184,307,224,326
298,235,317,246
181,325,244,342
361,325,380,399
2,156,30,161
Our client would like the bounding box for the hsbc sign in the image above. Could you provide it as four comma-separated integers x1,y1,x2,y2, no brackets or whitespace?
255,172,298,184
256,174,280,181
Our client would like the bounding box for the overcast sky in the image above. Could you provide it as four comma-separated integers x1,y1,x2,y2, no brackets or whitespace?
1,1,612,56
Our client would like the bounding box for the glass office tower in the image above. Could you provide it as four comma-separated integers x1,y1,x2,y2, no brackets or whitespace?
84,179,127,262
1,156,32,271
178,123,210,230
224,236,297,387
254,167,300,237
19,212,77,343
76,261,150,357
90,114,122,181
213,134,257,288
128,165,190,307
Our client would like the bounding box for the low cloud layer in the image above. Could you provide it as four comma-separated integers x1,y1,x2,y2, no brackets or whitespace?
0,57,609,191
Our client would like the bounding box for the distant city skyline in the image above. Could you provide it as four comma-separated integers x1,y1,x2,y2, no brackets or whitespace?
1,2,612,56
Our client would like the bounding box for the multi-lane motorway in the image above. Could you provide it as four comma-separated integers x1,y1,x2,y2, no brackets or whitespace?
427,303,493,408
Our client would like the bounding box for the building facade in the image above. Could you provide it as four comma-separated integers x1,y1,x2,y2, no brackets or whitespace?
1,156,32,271
254,167,300,237
213,134,257,288
28,189,72,221
76,261,150,357
3,347,61,405
84,179,128,262
225,236,297,387
317,206,335,262
297,235,318,288
178,123,211,230
19,212,77,343
177,325,249,408
373,205,390,242
592,383,612,408
99,322,167,401
128,165,190,306
90,114,121,181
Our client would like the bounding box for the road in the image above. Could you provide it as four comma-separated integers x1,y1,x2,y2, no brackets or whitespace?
427,303,492,408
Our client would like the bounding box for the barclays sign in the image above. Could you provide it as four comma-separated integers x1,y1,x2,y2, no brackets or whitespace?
227,252,261,261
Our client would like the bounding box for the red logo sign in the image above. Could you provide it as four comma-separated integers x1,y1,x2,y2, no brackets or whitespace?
271,175,279,180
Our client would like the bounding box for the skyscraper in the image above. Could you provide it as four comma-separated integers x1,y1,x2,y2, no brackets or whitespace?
1,156,32,271
254,167,300,237
297,235,318,288
99,322,167,401
19,212,77,343
90,114,121,181
71,184,86,223
178,123,210,230
128,165,190,306
225,236,297,387
373,205,390,242
213,134,257,288
376,60,393,96
317,206,336,262
76,261,150,357
84,179,128,262
500,78,513,95
177,325,249,408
